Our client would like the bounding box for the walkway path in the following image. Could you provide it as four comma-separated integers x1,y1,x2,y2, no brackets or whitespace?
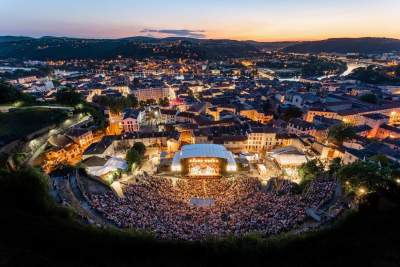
321,181,342,212
69,172,114,227
305,180,343,223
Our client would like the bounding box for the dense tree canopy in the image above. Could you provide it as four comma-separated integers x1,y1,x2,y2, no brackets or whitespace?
93,94,138,113
132,142,146,157
126,149,141,170
77,103,106,130
328,123,356,145
0,81,35,105
158,97,170,107
301,56,347,78
0,66,53,80
350,65,400,85
298,159,324,188
337,160,395,194
359,93,378,104
0,82,19,104
126,142,146,171
328,157,342,175
281,106,303,121
55,89,83,106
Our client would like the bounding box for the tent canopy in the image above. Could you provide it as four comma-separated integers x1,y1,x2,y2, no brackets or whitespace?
86,157,128,177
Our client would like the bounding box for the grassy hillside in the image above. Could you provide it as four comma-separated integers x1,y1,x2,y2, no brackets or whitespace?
0,109,68,146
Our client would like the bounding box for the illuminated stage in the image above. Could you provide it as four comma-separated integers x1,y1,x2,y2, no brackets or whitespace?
187,158,221,177
171,144,237,177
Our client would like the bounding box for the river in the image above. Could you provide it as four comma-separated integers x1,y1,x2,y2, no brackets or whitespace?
278,62,366,82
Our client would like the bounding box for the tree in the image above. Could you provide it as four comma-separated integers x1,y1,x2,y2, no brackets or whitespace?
350,66,400,85
79,103,106,130
262,100,272,113
127,94,138,109
52,79,61,87
187,89,195,98
328,124,356,145
132,78,141,87
133,142,146,157
158,97,169,107
138,99,156,108
93,95,138,113
360,93,378,104
370,154,391,167
337,160,394,194
0,82,19,104
146,99,156,106
126,149,141,170
55,89,83,106
300,56,347,78
126,142,146,171
281,106,303,121
328,157,342,175
298,159,324,187
0,81,35,105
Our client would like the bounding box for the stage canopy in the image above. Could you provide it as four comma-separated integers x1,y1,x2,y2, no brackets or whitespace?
270,146,308,166
171,144,237,172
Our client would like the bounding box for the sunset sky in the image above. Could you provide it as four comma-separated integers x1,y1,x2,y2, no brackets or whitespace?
1,0,400,41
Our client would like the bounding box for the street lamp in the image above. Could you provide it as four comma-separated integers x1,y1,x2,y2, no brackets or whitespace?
357,187,367,196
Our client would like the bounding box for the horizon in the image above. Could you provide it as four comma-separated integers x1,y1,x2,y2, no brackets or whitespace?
2,35,400,43
1,0,400,42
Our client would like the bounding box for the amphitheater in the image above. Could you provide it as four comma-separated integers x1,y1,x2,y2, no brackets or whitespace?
87,174,340,240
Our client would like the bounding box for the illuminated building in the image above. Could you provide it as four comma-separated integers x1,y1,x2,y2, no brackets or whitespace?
239,109,273,124
206,106,236,121
246,128,277,152
66,128,94,147
121,109,140,133
305,109,339,122
375,124,400,139
107,111,123,135
133,87,172,102
389,111,400,125
160,109,177,124
287,118,316,136
306,105,400,125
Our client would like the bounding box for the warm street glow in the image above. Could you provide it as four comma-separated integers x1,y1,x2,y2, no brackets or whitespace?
358,187,367,196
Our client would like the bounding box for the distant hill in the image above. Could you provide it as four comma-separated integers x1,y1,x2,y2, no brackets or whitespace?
282,37,400,54
0,36,275,60
0,36,292,60
0,36,34,43
0,36,399,60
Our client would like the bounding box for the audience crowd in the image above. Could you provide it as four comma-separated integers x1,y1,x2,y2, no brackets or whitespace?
89,176,336,240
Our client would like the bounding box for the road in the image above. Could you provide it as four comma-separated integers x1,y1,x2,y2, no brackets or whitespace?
25,114,92,166
0,105,75,113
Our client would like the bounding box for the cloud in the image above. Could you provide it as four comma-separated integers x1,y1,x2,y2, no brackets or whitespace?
140,29,207,39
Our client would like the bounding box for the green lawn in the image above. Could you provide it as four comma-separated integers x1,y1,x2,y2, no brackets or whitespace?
0,108,68,146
